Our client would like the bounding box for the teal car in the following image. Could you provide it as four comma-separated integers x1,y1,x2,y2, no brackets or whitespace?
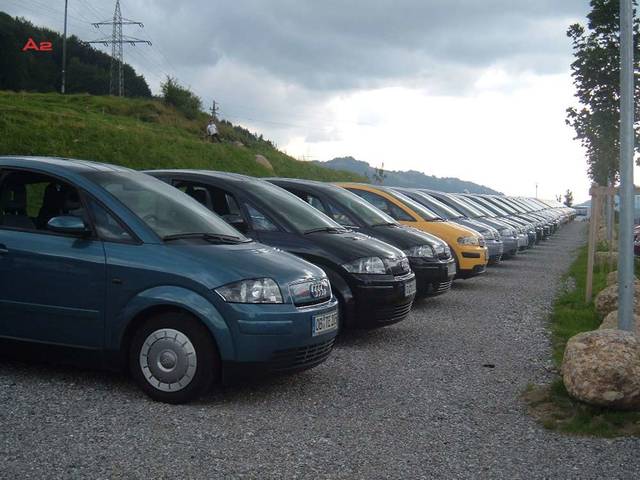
0,157,339,403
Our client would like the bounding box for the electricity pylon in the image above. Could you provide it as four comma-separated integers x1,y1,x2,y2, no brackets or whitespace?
88,0,151,96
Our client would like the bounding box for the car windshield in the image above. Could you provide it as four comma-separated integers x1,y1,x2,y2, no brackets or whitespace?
243,180,345,234
85,171,247,240
471,196,510,216
410,191,463,219
452,195,497,218
327,184,396,226
440,194,484,218
383,189,441,221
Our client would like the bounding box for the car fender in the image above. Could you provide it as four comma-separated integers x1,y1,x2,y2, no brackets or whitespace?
110,286,235,361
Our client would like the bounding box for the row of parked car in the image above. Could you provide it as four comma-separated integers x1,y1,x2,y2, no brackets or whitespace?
0,156,575,403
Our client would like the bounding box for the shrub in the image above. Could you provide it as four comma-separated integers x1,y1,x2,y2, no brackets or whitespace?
160,76,202,120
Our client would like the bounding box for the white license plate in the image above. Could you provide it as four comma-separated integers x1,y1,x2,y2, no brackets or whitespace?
312,309,338,336
448,262,457,276
404,278,417,297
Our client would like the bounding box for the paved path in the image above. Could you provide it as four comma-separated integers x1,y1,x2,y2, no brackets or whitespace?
1,221,639,479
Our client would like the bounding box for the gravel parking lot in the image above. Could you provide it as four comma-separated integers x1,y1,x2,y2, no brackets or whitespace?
1,221,639,479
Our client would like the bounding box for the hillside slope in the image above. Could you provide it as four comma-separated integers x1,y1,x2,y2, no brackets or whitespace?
316,157,501,194
0,91,364,181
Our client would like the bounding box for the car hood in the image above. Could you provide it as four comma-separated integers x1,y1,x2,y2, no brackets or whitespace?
304,230,406,263
362,224,446,251
157,241,325,289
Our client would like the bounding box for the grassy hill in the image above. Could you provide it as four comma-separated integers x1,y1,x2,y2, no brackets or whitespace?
0,91,364,181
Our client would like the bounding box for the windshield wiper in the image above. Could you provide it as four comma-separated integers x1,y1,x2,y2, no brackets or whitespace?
371,221,398,227
303,226,346,235
163,233,249,244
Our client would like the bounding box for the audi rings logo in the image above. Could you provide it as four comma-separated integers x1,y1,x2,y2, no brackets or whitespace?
310,282,328,299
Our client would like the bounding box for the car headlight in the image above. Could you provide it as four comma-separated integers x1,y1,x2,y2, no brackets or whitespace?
215,278,283,304
457,236,479,246
403,244,435,258
289,278,331,305
342,256,386,274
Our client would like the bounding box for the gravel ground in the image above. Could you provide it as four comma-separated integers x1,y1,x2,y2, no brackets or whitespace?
1,221,639,479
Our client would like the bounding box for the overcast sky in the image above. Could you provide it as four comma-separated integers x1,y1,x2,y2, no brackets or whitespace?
6,0,632,201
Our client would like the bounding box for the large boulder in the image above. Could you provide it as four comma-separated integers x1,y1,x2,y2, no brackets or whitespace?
562,329,640,410
594,283,640,317
255,154,274,171
600,310,640,336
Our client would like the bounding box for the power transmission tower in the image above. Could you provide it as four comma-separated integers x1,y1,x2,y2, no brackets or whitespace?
88,0,151,96
210,100,219,120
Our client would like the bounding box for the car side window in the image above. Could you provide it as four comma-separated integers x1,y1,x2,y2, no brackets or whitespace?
349,189,414,222
86,198,134,243
174,181,214,210
0,170,89,234
245,203,279,232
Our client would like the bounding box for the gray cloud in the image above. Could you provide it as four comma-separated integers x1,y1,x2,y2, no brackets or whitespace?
121,0,589,93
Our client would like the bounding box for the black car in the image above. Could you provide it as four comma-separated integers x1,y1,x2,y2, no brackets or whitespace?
268,178,456,297
147,170,417,329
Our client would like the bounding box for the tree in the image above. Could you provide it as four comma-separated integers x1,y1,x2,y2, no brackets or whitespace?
160,76,202,120
564,189,574,207
566,0,640,186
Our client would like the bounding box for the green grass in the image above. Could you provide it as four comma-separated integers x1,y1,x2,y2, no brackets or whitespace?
524,242,640,437
0,91,365,182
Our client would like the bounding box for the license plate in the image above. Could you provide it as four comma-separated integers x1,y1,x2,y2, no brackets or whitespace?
448,262,457,276
312,309,338,336
404,278,417,297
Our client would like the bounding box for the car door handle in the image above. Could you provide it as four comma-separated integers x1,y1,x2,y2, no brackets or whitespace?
0,245,8,254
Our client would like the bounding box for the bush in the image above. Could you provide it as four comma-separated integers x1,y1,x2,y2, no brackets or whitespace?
160,76,202,120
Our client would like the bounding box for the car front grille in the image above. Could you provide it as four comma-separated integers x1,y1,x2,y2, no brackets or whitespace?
387,256,411,276
370,298,413,324
270,339,335,372
430,279,453,295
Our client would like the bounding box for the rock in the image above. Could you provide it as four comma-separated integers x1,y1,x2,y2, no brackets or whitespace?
600,310,640,335
606,271,640,287
595,251,618,267
232,141,245,148
562,329,640,410
594,283,640,317
255,154,274,171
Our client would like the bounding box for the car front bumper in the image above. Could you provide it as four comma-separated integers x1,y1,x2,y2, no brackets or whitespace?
501,236,519,257
412,257,456,297
348,272,417,328
220,296,340,376
486,239,504,264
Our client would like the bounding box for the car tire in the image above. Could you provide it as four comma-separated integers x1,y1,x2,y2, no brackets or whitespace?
129,311,219,404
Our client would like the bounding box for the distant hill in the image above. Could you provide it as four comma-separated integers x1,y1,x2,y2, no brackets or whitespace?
0,91,365,182
315,157,502,194
0,12,150,97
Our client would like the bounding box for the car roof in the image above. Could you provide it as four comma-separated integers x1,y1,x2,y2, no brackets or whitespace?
267,177,346,192
147,169,259,185
0,155,132,174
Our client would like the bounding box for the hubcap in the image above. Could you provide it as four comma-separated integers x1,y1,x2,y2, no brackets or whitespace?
139,328,197,392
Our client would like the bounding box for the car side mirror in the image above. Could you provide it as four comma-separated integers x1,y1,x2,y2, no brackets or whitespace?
222,214,248,234
47,216,90,236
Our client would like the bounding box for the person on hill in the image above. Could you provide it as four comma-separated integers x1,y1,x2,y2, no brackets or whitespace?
206,119,219,143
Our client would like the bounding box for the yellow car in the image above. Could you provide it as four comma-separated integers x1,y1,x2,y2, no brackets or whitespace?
336,183,488,279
